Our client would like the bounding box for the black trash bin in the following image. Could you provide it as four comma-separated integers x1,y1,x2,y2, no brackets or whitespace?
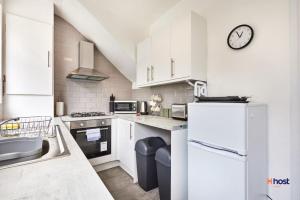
155,145,171,200
135,137,166,191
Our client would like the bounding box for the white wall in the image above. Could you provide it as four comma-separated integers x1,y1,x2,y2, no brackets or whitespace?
290,0,300,199
151,0,291,199
77,0,181,62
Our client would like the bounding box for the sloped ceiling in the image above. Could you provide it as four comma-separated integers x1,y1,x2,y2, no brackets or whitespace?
77,0,181,60
54,0,181,82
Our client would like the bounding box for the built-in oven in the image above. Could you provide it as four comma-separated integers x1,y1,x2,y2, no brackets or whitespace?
70,119,111,159
114,100,137,114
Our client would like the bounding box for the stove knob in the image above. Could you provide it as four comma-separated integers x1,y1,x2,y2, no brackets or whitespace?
101,121,105,125
80,123,84,127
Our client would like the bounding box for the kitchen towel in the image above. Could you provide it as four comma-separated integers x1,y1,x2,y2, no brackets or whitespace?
86,128,101,142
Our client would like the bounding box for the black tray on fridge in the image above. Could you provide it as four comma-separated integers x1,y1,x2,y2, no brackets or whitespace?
195,96,249,103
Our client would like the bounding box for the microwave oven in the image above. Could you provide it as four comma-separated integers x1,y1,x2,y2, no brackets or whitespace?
114,101,137,114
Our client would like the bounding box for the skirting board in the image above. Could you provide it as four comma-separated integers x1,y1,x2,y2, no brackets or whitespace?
93,160,120,172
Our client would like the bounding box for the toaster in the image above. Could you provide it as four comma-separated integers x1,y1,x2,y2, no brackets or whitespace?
171,104,188,120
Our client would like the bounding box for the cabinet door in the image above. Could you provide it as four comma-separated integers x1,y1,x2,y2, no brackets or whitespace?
170,14,191,79
6,14,53,95
117,119,135,176
136,38,151,86
5,0,54,25
151,26,171,82
127,122,135,174
0,5,2,104
188,142,246,200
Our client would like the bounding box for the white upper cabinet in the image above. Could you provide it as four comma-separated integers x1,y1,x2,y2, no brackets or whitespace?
170,13,191,79
151,25,171,83
136,11,207,87
136,38,151,86
5,0,53,25
6,13,53,95
0,4,2,104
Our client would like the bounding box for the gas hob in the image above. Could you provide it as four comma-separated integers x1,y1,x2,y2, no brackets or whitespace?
70,112,107,118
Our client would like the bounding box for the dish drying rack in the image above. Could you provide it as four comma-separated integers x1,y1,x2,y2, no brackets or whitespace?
0,116,52,137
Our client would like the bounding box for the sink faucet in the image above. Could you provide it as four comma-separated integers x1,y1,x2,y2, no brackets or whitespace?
47,126,57,138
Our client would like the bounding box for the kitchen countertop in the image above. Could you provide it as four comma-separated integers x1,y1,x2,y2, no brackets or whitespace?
0,117,114,200
116,114,187,131
61,114,187,131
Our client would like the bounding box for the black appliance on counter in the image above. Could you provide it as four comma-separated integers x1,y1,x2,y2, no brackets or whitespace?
70,119,111,159
114,100,137,114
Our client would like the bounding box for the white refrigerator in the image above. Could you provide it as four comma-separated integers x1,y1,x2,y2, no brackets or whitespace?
188,103,268,200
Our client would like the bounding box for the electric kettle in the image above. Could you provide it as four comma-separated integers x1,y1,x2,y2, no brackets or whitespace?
139,101,148,115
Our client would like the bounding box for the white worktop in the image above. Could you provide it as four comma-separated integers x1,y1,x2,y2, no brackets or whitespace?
116,114,187,131
0,118,114,200
61,114,187,131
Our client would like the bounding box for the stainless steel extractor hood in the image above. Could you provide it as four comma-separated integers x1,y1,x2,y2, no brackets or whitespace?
67,41,109,81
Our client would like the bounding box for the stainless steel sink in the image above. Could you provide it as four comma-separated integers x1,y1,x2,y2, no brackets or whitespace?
0,125,70,170
0,137,49,167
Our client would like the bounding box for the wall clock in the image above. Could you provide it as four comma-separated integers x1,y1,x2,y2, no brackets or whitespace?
227,24,254,50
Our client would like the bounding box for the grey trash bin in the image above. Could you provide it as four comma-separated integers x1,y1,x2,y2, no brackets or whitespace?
135,137,166,191
155,145,171,200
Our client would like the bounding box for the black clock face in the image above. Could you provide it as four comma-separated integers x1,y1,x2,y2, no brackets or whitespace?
227,24,254,50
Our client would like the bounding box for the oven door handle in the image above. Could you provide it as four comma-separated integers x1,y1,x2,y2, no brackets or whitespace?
75,127,109,134
76,130,86,134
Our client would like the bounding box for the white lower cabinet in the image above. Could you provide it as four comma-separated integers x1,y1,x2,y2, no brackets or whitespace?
117,119,136,176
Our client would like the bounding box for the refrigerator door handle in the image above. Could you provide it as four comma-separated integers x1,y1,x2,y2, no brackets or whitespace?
188,139,246,157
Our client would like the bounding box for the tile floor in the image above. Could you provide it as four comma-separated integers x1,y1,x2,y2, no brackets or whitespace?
98,167,160,200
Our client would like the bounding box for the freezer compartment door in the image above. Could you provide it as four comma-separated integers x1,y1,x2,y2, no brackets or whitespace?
188,103,247,155
188,141,247,200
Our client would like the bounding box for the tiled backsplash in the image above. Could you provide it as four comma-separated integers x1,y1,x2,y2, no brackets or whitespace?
132,83,194,109
54,15,194,115
54,16,132,114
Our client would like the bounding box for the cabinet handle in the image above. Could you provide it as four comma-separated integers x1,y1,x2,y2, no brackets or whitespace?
171,58,175,77
2,75,5,95
129,123,132,140
147,68,149,82
48,51,50,68
151,66,154,81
